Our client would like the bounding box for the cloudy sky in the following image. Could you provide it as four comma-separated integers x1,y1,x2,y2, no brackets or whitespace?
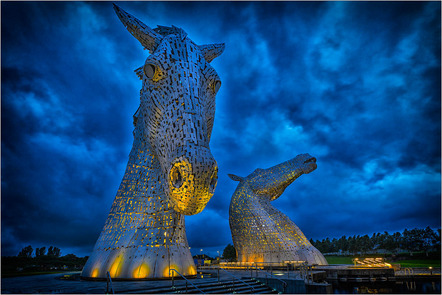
1,1,440,258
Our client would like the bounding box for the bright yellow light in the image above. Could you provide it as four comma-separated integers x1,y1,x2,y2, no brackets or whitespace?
91,268,99,278
109,255,123,278
164,264,180,278
133,263,150,278
187,265,196,275
246,254,263,263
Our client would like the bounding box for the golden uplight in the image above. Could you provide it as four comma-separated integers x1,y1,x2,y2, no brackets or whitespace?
164,265,180,278
109,255,123,277
187,265,196,275
133,263,150,279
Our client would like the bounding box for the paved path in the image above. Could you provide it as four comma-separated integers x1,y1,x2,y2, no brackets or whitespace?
1,270,282,294
3,267,438,294
2,272,106,294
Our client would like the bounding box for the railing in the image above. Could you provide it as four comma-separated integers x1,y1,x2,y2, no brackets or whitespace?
250,264,287,293
169,269,205,294
106,271,115,294
217,267,256,293
299,263,314,284
404,268,416,291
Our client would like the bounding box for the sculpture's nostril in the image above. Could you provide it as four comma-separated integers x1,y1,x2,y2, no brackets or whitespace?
170,165,183,189
209,169,218,193
304,157,316,164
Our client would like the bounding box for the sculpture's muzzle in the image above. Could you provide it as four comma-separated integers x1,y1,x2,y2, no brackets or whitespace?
167,149,218,215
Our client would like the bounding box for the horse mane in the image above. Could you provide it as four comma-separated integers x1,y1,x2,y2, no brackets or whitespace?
154,25,188,39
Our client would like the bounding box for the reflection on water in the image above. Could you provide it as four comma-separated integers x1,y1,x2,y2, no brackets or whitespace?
332,280,441,294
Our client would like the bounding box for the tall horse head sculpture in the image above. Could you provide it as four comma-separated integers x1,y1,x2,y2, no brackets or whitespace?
81,4,224,279
228,154,328,265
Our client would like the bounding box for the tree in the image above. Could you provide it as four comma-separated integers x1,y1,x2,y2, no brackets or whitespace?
48,246,61,257
391,232,402,253
403,228,426,255
18,245,33,258
331,238,339,253
63,254,78,259
337,235,348,253
348,236,358,254
323,238,332,253
222,244,236,261
422,226,436,256
360,235,371,254
36,247,47,257
433,228,441,253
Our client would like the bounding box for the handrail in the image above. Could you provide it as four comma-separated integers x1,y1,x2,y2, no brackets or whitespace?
250,264,287,293
106,271,115,294
299,263,313,284
169,269,205,294
218,267,256,293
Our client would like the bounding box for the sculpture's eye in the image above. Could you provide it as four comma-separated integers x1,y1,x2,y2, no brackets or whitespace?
210,80,221,94
144,64,156,79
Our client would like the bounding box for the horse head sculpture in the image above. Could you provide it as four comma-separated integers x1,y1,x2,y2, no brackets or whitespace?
81,4,224,279
228,154,328,265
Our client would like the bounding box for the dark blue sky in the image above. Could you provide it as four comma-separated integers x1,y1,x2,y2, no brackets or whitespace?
1,1,441,258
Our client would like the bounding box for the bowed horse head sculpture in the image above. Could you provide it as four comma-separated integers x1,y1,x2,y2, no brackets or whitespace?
229,153,317,201
228,153,328,265
82,4,224,279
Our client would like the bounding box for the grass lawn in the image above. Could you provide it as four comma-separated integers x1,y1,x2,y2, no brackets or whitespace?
1,270,73,278
394,259,441,268
325,256,354,265
325,255,441,268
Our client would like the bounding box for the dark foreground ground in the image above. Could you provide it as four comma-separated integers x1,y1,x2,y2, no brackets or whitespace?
1,270,258,294
1,267,440,294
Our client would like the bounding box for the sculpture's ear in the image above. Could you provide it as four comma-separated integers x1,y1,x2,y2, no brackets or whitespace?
134,66,144,80
113,4,163,53
199,43,225,63
228,174,244,182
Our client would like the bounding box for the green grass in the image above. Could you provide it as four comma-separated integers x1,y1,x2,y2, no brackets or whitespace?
1,270,72,278
325,256,354,265
324,255,441,268
393,259,441,268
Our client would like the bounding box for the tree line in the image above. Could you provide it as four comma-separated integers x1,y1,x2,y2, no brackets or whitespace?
3,245,88,275
310,226,441,255
18,245,61,258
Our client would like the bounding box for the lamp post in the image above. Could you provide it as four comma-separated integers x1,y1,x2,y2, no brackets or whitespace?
200,249,203,269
